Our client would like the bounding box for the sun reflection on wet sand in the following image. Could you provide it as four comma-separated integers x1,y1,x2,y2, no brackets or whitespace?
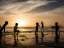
2,32,55,45
1,32,64,48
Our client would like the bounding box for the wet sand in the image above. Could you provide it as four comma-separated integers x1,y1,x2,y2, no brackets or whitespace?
0,32,64,48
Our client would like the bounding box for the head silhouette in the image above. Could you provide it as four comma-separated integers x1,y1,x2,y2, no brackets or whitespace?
15,23,18,26
55,22,58,26
5,21,8,25
41,21,44,24
36,22,39,26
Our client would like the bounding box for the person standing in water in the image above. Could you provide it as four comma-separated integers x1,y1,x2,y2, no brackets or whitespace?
55,22,59,44
35,22,40,44
14,23,20,39
41,21,44,42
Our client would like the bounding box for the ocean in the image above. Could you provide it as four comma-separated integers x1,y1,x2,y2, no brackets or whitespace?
1,27,64,46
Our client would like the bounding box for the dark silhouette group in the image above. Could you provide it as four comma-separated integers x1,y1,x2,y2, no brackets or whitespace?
0,21,20,44
35,22,60,44
35,21,44,44
0,21,60,45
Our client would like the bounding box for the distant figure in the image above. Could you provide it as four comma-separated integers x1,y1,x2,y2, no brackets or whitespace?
14,23,20,38
41,21,44,31
41,21,44,42
0,21,8,43
35,22,39,44
55,22,59,44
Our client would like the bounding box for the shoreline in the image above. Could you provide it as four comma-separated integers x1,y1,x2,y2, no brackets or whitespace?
0,31,64,48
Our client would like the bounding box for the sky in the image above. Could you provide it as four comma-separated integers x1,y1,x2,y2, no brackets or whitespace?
0,0,64,27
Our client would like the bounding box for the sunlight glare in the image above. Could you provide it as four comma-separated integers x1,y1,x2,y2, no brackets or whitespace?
17,20,26,27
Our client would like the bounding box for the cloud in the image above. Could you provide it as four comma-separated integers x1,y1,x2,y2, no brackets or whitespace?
0,0,64,17
0,0,28,5
27,0,64,13
15,0,28,2
0,0,48,14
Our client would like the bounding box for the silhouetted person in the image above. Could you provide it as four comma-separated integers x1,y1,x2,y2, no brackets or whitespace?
55,22,59,44
41,21,44,42
13,23,19,47
14,23,20,39
35,22,39,44
0,21,8,31
0,21,8,43
41,21,44,31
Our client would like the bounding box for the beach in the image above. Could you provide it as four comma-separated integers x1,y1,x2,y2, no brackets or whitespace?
0,31,64,48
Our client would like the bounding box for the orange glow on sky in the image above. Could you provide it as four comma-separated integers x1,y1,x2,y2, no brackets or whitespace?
17,19,27,27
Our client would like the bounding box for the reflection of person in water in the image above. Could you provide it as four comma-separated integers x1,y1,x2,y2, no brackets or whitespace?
35,22,39,44
13,37,18,47
14,23,20,39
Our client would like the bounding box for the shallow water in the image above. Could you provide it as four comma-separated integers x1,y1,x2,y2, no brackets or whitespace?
1,32,64,46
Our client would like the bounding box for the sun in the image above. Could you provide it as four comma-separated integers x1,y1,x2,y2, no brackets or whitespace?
17,20,26,27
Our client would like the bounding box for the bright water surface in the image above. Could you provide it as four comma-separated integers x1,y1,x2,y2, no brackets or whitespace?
2,27,64,46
